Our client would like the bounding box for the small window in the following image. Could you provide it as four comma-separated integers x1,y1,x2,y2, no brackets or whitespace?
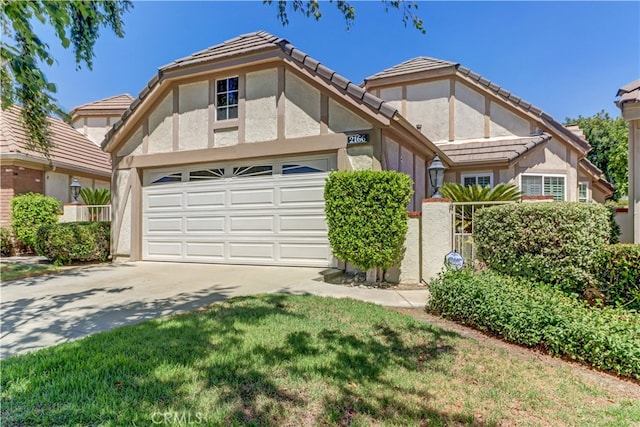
232,165,273,177
282,164,323,175
151,173,182,184
578,182,589,202
189,168,225,181
521,174,565,201
462,174,492,188
216,77,239,121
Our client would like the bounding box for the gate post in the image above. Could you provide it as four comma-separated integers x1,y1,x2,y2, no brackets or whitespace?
421,198,452,283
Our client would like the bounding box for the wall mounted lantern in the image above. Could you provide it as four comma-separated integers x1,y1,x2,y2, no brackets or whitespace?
70,178,81,204
427,154,446,198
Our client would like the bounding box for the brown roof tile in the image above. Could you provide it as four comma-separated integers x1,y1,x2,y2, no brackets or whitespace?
1,107,111,176
438,134,551,165
70,93,133,117
364,57,458,82
616,79,640,105
104,31,398,149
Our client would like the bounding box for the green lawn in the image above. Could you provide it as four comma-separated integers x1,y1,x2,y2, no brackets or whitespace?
2,295,638,426
0,262,61,281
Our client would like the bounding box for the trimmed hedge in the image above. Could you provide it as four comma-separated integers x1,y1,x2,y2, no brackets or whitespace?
35,222,110,265
427,269,640,379
589,244,640,310
474,202,611,293
1,227,14,257
11,193,60,251
324,170,413,271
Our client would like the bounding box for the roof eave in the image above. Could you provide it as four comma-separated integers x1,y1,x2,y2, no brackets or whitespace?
0,152,111,178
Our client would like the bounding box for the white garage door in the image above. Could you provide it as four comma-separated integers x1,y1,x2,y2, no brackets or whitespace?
142,156,333,267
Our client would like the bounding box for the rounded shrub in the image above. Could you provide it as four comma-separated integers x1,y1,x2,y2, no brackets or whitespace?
10,193,61,251
35,221,110,265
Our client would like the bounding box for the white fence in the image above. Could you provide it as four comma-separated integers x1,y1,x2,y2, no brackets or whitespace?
451,201,515,262
60,204,111,223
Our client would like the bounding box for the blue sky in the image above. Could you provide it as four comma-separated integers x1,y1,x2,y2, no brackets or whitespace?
39,1,639,122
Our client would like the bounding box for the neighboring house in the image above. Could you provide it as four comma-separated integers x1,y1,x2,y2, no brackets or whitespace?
0,106,112,227
363,57,614,203
102,31,613,267
70,94,134,145
616,79,640,243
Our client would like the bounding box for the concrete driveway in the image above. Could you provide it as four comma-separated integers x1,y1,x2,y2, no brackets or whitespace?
1,262,428,359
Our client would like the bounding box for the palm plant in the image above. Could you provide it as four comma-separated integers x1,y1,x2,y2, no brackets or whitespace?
79,188,111,221
441,182,521,234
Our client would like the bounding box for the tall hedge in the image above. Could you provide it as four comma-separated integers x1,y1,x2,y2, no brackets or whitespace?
11,193,60,250
324,170,413,271
474,203,611,293
589,244,640,310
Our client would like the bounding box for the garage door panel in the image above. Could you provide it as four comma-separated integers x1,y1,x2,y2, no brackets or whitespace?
230,216,274,232
280,243,331,261
280,215,327,232
229,243,274,259
147,241,183,257
185,242,225,258
230,189,275,206
186,191,225,208
146,217,182,233
143,157,332,266
186,217,225,232
280,186,325,204
147,193,183,209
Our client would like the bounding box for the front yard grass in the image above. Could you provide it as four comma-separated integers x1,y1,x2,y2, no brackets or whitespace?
0,262,61,282
2,294,639,426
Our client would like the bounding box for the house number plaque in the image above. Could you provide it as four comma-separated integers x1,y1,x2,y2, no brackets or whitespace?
347,133,370,145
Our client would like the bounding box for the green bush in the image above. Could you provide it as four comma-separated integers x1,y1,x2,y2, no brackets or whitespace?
10,193,60,251
474,202,610,293
427,269,640,379
35,222,110,265
589,244,640,310
324,170,413,272
0,227,14,257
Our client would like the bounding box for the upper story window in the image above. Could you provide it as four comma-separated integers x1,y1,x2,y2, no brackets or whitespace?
216,77,239,121
578,182,589,202
521,174,565,201
462,174,492,188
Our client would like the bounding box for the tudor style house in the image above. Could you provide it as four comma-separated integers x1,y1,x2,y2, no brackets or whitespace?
101,31,613,267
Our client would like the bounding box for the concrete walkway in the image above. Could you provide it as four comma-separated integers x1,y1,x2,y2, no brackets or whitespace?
0,261,429,359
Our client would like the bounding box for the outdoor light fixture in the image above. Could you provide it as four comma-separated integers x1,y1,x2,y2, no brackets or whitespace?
70,178,81,204
428,154,446,198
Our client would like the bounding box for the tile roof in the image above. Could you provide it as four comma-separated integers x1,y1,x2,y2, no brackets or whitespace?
104,31,398,149
70,93,133,117
364,57,591,153
1,107,111,176
364,57,458,82
438,134,551,165
616,79,640,105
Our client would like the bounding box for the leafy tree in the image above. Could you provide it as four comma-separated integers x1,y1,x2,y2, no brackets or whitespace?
264,0,425,33
1,0,132,158
565,111,629,197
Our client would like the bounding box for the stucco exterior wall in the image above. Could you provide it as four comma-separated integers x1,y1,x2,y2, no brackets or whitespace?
383,136,428,210
85,117,109,145
245,68,278,143
148,93,174,153
214,128,239,147
117,126,144,157
45,171,69,203
328,99,372,133
285,71,321,138
179,81,209,150
406,80,449,142
490,101,530,137
454,82,485,140
113,169,131,256
379,87,402,113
